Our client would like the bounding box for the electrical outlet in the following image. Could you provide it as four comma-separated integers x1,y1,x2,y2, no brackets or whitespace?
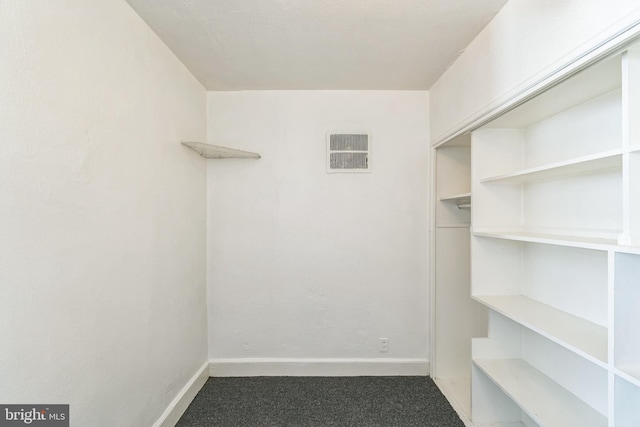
379,337,389,353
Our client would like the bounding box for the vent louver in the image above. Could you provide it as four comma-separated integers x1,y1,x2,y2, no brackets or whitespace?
327,132,371,173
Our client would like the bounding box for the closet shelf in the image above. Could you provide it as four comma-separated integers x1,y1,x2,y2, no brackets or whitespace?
439,192,471,203
473,295,608,365
439,192,471,209
473,358,607,427
480,149,623,184
473,228,622,251
181,141,261,159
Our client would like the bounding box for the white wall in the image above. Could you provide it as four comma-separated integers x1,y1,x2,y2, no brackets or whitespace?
430,0,640,143
206,91,430,373
0,1,207,426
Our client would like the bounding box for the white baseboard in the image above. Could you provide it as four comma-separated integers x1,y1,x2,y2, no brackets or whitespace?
208,358,430,377
153,361,209,427
433,378,474,427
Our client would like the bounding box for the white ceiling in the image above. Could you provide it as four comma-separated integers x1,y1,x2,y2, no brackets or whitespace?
126,0,507,90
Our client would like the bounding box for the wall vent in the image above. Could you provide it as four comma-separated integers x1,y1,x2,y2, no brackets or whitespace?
327,132,371,173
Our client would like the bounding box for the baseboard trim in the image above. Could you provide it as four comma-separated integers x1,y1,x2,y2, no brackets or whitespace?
433,378,474,427
153,361,209,427
208,358,430,377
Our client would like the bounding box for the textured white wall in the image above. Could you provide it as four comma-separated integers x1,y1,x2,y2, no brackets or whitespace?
430,0,640,142
207,91,430,365
0,1,207,426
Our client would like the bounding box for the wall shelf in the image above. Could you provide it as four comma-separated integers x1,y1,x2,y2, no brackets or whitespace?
473,294,608,365
181,141,261,159
473,358,608,427
480,149,623,184
473,228,623,252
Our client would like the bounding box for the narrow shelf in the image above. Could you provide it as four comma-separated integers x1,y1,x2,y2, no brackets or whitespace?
436,223,471,229
439,192,471,203
439,192,471,209
473,228,619,251
473,228,640,254
473,295,607,365
181,141,261,159
473,358,607,427
480,149,622,184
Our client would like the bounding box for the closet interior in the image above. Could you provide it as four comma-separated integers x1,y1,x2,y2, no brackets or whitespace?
433,39,640,427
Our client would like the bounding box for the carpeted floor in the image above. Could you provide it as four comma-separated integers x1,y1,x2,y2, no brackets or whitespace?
176,376,465,427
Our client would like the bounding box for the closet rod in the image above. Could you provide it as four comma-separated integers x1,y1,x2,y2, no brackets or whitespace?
457,203,471,209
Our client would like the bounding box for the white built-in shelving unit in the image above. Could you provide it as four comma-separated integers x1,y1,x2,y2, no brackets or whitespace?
464,41,640,426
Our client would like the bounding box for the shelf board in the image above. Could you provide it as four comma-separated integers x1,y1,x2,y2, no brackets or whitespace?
473,228,619,251
181,141,261,159
615,365,640,388
473,295,607,366
436,223,471,229
480,149,622,184
473,358,607,427
473,228,640,255
439,192,471,203
629,144,640,154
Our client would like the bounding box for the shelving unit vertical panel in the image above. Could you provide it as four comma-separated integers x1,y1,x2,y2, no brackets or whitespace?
622,47,640,246
521,244,608,327
608,251,616,426
614,253,640,381
629,151,640,246
622,49,640,150
471,129,524,230
614,376,640,427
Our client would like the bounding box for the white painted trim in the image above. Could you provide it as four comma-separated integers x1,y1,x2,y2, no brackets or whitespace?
429,145,437,378
432,11,640,148
433,378,474,427
209,358,430,377
153,361,210,427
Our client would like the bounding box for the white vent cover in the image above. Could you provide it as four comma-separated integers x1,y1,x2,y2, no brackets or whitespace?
326,132,371,173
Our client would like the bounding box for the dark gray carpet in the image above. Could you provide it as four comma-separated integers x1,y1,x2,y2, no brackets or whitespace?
176,376,465,427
